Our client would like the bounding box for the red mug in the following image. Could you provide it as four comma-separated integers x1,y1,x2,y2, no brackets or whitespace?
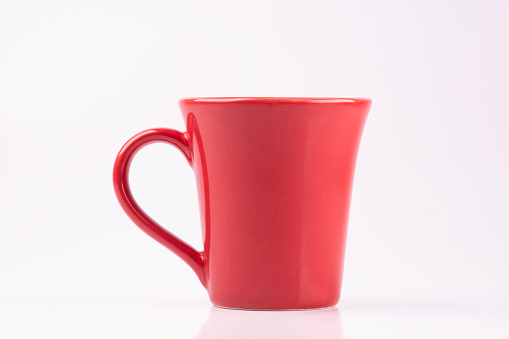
113,97,371,310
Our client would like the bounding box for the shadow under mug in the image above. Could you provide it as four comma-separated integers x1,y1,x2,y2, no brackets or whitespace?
113,97,371,310
197,306,342,338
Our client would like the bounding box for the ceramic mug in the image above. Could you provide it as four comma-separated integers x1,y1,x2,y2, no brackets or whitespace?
113,97,371,310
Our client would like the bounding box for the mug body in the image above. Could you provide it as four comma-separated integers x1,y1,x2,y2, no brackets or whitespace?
180,98,371,309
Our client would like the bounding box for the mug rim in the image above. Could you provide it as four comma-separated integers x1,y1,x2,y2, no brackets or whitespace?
180,97,371,104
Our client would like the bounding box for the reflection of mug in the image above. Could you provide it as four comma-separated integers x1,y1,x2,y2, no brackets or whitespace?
198,306,342,339
113,97,371,310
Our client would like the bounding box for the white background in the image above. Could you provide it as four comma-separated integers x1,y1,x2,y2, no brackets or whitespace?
1,0,508,338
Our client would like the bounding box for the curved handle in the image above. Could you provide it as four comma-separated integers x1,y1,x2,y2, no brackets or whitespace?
113,128,207,288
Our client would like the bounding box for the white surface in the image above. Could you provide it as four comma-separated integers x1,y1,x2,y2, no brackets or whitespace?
1,297,508,338
1,0,508,337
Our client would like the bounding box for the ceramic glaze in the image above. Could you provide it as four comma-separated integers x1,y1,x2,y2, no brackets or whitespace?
113,97,371,310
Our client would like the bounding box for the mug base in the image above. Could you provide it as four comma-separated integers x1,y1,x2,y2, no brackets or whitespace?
213,304,338,311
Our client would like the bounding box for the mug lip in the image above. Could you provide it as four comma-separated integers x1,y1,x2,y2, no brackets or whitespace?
180,97,371,104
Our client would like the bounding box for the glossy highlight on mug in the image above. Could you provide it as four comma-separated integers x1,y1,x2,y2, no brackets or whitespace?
184,97,366,103
113,97,371,310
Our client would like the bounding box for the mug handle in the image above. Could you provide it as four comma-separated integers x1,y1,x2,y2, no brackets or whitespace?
113,128,207,287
